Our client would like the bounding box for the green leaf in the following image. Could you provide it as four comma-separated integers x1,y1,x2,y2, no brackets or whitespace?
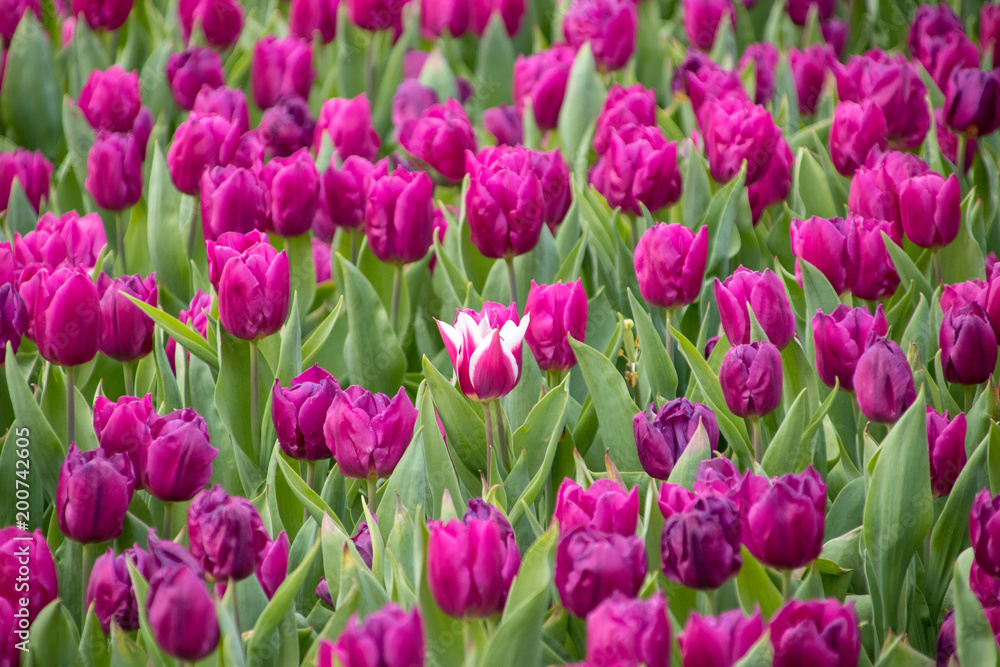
735,546,783,619
27,600,81,666
216,598,247,667
302,295,344,368
733,635,775,667
109,623,148,667
145,143,192,304
371,16,416,136
628,289,677,400
339,255,405,393
800,259,842,363
6,344,63,500
558,44,606,172
276,294,303,385
881,234,934,305
247,538,320,654
421,355,487,491
761,389,809,475
792,147,837,218
276,451,347,534
700,165,748,275
665,419,713,490
873,636,934,666
5,182,38,236
418,530,466,667
954,549,1000,667
1,14,61,159
125,559,171,667
335,3,366,99
473,14,516,111
126,295,217,368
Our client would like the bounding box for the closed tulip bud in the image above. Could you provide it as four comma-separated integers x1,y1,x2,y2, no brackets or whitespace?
922,31,980,92
738,466,825,569
428,511,521,618
719,341,783,418
86,547,154,633
78,66,141,133
972,489,1000,578
399,99,477,182
936,611,958,667
715,267,794,349
563,0,637,72
926,407,967,498
854,335,916,423
771,600,860,667
420,0,468,37
178,0,244,49
790,216,859,295
147,565,220,661
680,609,766,667
346,0,407,32
0,0,40,43
470,0,525,37
216,233,289,340
365,165,434,264
594,84,658,155
290,0,338,42
852,216,900,301
830,101,888,177
739,43,779,105
200,165,268,242
86,131,144,211
789,46,833,116
0,528,58,623
590,124,683,217
787,0,834,25
142,408,217,502
324,385,417,479
554,478,639,536
586,592,670,667
985,4,1000,69
908,4,963,60
436,302,530,401
166,48,225,112
693,456,743,500
188,485,269,581
167,113,239,195
942,279,987,315
700,96,784,187
554,525,647,618
350,520,374,569
748,138,792,224
260,149,319,237
260,95,316,158
513,45,575,130
529,149,571,229
836,52,930,150
822,19,849,58
273,365,340,461
0,284,28,358
96,273,157,362
317,604,424,667
314,94,380,161
257,531,289,599
391,79,438,129
23,266,101,366
465,146,545,258
898,172,961,249
72,0,133,30
57,443,135,544
941,303,999,386
635,398,720,480
936,108,978,174
659,487,742,589
944,65,1000,139
93,393,155,478
316,578,334,605
251,37,315,111
314,156,379,241
524,279,587,372
634,223,709,310
0,148,52,214
812,305,887,392
683,0,734,51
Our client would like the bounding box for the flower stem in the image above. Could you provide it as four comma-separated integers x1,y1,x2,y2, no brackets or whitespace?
545,369,564,393
482,401,495,489
306,462,318,522
185,200,199,261
249,340,260,459
122,361,134,396
493,401,511,472
163,502,172,539
390,263,403,333
81,543,96,612
933,249,944,287
956,134,968,180
350,230,360,265
965,385,977,413
505,256,518,307
664,308,674,363
66,365,76,444
116,210,127,275
781,569,793,601
705,588,717,616
367,475,378,511
750,416,762,464
230,577,240,634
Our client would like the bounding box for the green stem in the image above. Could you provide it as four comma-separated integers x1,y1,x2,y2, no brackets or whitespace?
956,134,968,179
390,263,403,333
163,502,172,539
185,200,199,261
365,38,375,96
704,588,717,616
249,340,260,459
629,215,640,252
116,210,127,275
933,249,944,287
965,385,977,413
482,401,495,489
367,475,378,510
350,230,360,265
505,256,518,307
545,369,564,392
66,365,76,444
493,401,511,472
781,569,793,601
306,462,318,522
664,309,674,362
82,543,96,611
230,577,240,634
122,361,134,396
750,416,762,464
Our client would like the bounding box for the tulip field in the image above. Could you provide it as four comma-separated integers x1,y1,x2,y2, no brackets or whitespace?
4,0,1000,664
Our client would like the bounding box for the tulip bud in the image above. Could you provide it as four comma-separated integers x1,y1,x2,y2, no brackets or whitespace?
693,456,743,501
400,99,477,182
524,279,587,372
513,45,575,130
260,95,316,158
470,0,525,37
985,3,1000,69
188,485,269,581
554,525,647,618
259,149,320,237
314,94,381,161
739,43,779,106
659,486,742,589
786,0,834,25
0,148,52,214
0,284,28,359
830,101,888,177
683,0,733,51
420,0,468,37
822,19,849,58
323,385,418,480
790,216,859,295
391,79,438,130
57,443,135,544
290,0,338,41
634,398,720,480
0,528,58,623
436,302,530,402
699,96,783,187
771,600,860,667
789,46,833,116
93,393,155,480
851,215,900,302
346,0,407,32
272,365,340,461
680,56,747,116
586,592,670,667
200,164,269,241
719,341,783,418
594,84,658,156
314,156,379,241
925,406,967,498
215,233,290,340
256,530,289,599
96,273,157,362
72,0,133,30
563,0,637,72
972,489,1000,579
590,124,683,217
178,0,244,49
86,131,144,211
365,165,435,264
483,105,524,147
465,146,545,258
898,172,961,249
86,547,154,633
634,223,709,310
251,37,315,111
908,4,963,60
352,520,374,569
680,609,766,667
529,149,572,230
936,610,958,667
854,335,916,424
553,478,639,536
166,48,225,112
941,303,999,386
141,408,217,502
78,66,141,133
315,578,334,605
714,267,794,349
812,305,888,392
748,139,792,224
317,604,425,667
22,266,101,366
944,66,1000,139
0,0,40,43
739,466,826,569
147,565,220,661
167,113,239,195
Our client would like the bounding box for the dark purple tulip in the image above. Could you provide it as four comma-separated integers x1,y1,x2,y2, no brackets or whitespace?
0,0,40,43
941,303,999,386
85,547,154,633
57,443,135,544
188,485,269,581
786,0,834,25
659,485,742,589
971,558,1000,615
0,528,58,623
699,96,783,186
0,284,28,359
365,165,435,265
719,341,783,418
146,528,203,574
554,525,647,618
314,95,380,161
316,604,424,667
683,0,734,51
693,457,743,502
748,139,792,224
985,3,1000,69
634,398,719,480
590,124,683,217
22,266,101,366
563,0,637,72
513,44,575,130
316,578,334,605
260,95,316,158
93,393,155,478
72,0,133,30
314,155,379,241
529,149,572,230
0,148,52,214
594,84,658,155
96,273,157,362
739,43,779,105
586,592,670,667
771,600,860,667
352,520,374,569
944,67,1000,139
251,37,315,111
634,223,708,310
470,0,525,37
391,79,438,130
86,131,144,211
78,66,141,133
465,146,544,259
909,4,963,60
936,108,978,174
920,31,980,92
830,101,888,177
142,408,217,502
483,105,523,146
789,46,833,116
524,279,588,372
400,98,477,182
715,267,794,349
261,149,319,237
200,165,268,241
854,335,916,424
680,609,766,667
812,305,888,392
790,216,859,295
972,489,1000,577
215,232,289,340
257,530,289,599
178,0,244,48
273,365,340,461
936,611,957,667
147,565,220,661
345,0,407,33
167,113,238,195
166,48,224,111
927,406,967,498
851,216,900,302
290,0,338,41
324,385,418,480
554,478,638,537
739,466,826,569
822,19,849,59
898,172,961,249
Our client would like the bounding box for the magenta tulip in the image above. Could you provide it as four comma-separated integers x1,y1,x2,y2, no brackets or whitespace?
738,466,826,569
57,443,135,544
524,279,587,372
563,0,637,72
854,335,916,424
166,48,225,111
187,485,269,581
400,98,477,182
634,223,708,310
272,365,340,461
261,149,320,237
830,101,888,177
770,600,860,667
554,525,647,618
251,36,315,110
812,305,888,392
314,94,380,161
178,0,244,48
323,385,417,480
585,592,670,667
365,165,435,264
554,478,639,536
512,45,575,130
465,146,544,259
680,609,766,667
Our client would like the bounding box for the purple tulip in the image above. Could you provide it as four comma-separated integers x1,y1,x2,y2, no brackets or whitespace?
739,466,826,569
748,138,792,224
590,124,683,217
854,335,916,424
365,164,435,264
909,4,963,60
93,393,155,479
178,0,244,48
898,172,961,249
0,528,58,623
399,98,477,182
96,272,157,362
513,44,575,130
215,231,290,340
789,46,833,116
771,600,860,667
289,0,338,41
251,36,315,111
391,79,438,130
786,0,834,25
683,0,734,51
822,19,849,59
554,478,639,537
165,48,224,111
674,52,743,106
57,443,135,544
594,84,658,156
523,279,587,372
316,604,424,667
86,131,144,211
563,0,637,72
260,95,316,158
634,398,719,480
739,43,779,105
345,0,408,33
352,520,374,569
85,547,153,633
0,0,40,43
936,611,957,667
719,341,783,418
260,149,319,237
314,94,381,161
167,113,238,195
634,223,708,310
699,96,783,186
851,215,900,302
314,155,379,241
0,148,52,214
323,385,418,480
141,408,217,502
921,31,980,93
482,105,523,146
829,101,888,177
941,303,999,386
847,150,930,237
257,531,289,599
200,165,268,241
465,146,545,259
316,578,334,605
470,0,525,37
273,365,340,461
187,485,269,581
78,66,141,133
680,609,766,667
984,3,1000,69
529,149,572,230
420,0,468,37
207,230,268,288
714,267,794,349
659,485,742,589
812,305,888,392
971,489,1000,577
22,266,101,366
926,406,967,498
935,108,978,173
585,592,670,667
790,216,859,295
72,0,132,30
147,565,220,661
554,525,647,618
0,284,28,359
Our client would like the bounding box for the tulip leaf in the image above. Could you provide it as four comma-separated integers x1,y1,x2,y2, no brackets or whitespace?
628,289,678,400
665,419,713,490
216,599,247,667
421,355,487,491
558,44,607,173
334,3,366,99
568,337,643,472
554,231,589,284
863,389,932,640
735,546,784,619
733,634,775,667
248,537,320,655
339,539,390,616
873,636,934,667
418,530,467,667
302,295,344,369
700,164,747,276
125,559,172,667
954,548,1000,667
473,14,516,111
277,453,348,534
284,234,316,324
0,14,61,159
5,344,64,500
880,233,934,305
940,193,987,284
109,623,148,667
792,147,837,219
78,609,108,667
761,388,809,476
26,600,81,666
126,295,218,368
372,15,417,136
276,294,303,385
5,182,38,237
